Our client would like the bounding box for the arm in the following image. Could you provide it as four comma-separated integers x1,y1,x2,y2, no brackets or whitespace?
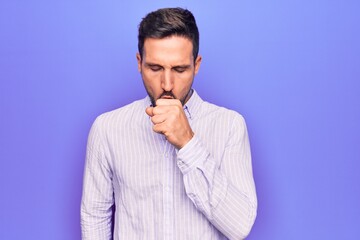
176,115,257,240
81,117,114,240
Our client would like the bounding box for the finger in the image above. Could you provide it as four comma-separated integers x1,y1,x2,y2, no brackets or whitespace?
156,98,182,107
150,114,167,124
145,107,154,117
152,105,172,115
152,122,166,134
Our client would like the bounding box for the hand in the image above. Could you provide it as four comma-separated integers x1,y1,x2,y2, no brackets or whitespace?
146,99,194,149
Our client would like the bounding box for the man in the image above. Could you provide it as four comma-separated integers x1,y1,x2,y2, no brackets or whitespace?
81,7,257,240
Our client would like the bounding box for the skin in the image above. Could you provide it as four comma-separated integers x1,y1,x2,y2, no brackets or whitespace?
136,36,202,149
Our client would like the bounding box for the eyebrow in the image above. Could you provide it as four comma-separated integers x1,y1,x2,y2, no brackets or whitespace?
172,65,191,69
144,62,191,69
144,62,162,67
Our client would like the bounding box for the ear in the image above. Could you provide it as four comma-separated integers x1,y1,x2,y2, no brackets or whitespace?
136,53,142,72
194,55,202,75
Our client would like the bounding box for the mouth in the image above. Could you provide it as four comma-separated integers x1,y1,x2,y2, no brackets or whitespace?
159,92,176,100
161,95,174,99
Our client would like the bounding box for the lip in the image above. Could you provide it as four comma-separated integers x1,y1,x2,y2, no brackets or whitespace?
161,96,174,99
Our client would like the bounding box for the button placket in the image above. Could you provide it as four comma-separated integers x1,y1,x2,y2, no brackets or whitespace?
162,141,174,239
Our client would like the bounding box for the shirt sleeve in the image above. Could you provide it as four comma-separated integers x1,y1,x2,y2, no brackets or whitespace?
176,114,257,240
81,117,114,240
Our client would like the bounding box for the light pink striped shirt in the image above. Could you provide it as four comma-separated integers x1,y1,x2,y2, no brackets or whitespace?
81,90,257,240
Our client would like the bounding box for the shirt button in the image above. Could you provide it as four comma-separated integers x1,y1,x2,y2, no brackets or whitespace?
164,186,171,192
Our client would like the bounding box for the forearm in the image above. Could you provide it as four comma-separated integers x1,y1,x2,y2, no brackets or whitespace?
81,204,114,240
210,182,257,239
81,162,114,240
81,172,114,240
177,135,257,239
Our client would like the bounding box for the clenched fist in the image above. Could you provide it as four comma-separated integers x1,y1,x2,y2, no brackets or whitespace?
146,99,194,149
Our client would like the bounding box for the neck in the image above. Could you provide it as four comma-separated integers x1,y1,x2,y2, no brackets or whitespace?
182,89,194,106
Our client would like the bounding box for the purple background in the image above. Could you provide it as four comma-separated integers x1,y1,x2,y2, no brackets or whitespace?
1,1,360,239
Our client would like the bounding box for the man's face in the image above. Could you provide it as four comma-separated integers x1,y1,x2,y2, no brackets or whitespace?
137,36,202,106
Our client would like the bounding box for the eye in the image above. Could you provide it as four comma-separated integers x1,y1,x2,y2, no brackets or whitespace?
150,66,162,72
173,67,186,73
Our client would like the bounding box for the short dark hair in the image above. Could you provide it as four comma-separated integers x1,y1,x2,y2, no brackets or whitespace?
138,7,199,61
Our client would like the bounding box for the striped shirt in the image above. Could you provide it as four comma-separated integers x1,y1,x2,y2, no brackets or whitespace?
81,90,257,240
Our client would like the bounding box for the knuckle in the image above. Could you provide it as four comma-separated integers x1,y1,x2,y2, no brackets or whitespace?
153,107,161,115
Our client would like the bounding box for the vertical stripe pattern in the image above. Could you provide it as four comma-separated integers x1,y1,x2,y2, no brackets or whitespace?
81,90,257,240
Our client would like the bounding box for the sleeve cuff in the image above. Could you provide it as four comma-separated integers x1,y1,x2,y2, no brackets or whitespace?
176,135,209,174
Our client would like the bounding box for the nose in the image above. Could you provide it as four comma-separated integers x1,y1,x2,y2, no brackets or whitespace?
161,69,174,91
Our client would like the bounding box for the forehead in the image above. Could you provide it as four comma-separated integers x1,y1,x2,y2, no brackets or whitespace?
143,36,194,64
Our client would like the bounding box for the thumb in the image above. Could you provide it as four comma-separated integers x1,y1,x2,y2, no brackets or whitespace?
145,107,154,117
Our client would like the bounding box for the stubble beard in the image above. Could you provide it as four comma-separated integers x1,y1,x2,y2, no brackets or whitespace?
147,88,193,107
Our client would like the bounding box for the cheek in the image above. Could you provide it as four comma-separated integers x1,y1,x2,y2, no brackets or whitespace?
173,74,194,95
142,71,161,91
176,72,194,86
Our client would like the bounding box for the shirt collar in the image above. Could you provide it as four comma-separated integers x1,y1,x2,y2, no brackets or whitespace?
183,89,202,120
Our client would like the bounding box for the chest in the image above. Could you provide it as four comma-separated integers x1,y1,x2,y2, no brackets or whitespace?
105,117,227,194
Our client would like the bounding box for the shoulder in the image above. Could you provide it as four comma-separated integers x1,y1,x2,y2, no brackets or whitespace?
91,98,147,131
200,100,245,124
205,103,249,146
198,101,248,139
